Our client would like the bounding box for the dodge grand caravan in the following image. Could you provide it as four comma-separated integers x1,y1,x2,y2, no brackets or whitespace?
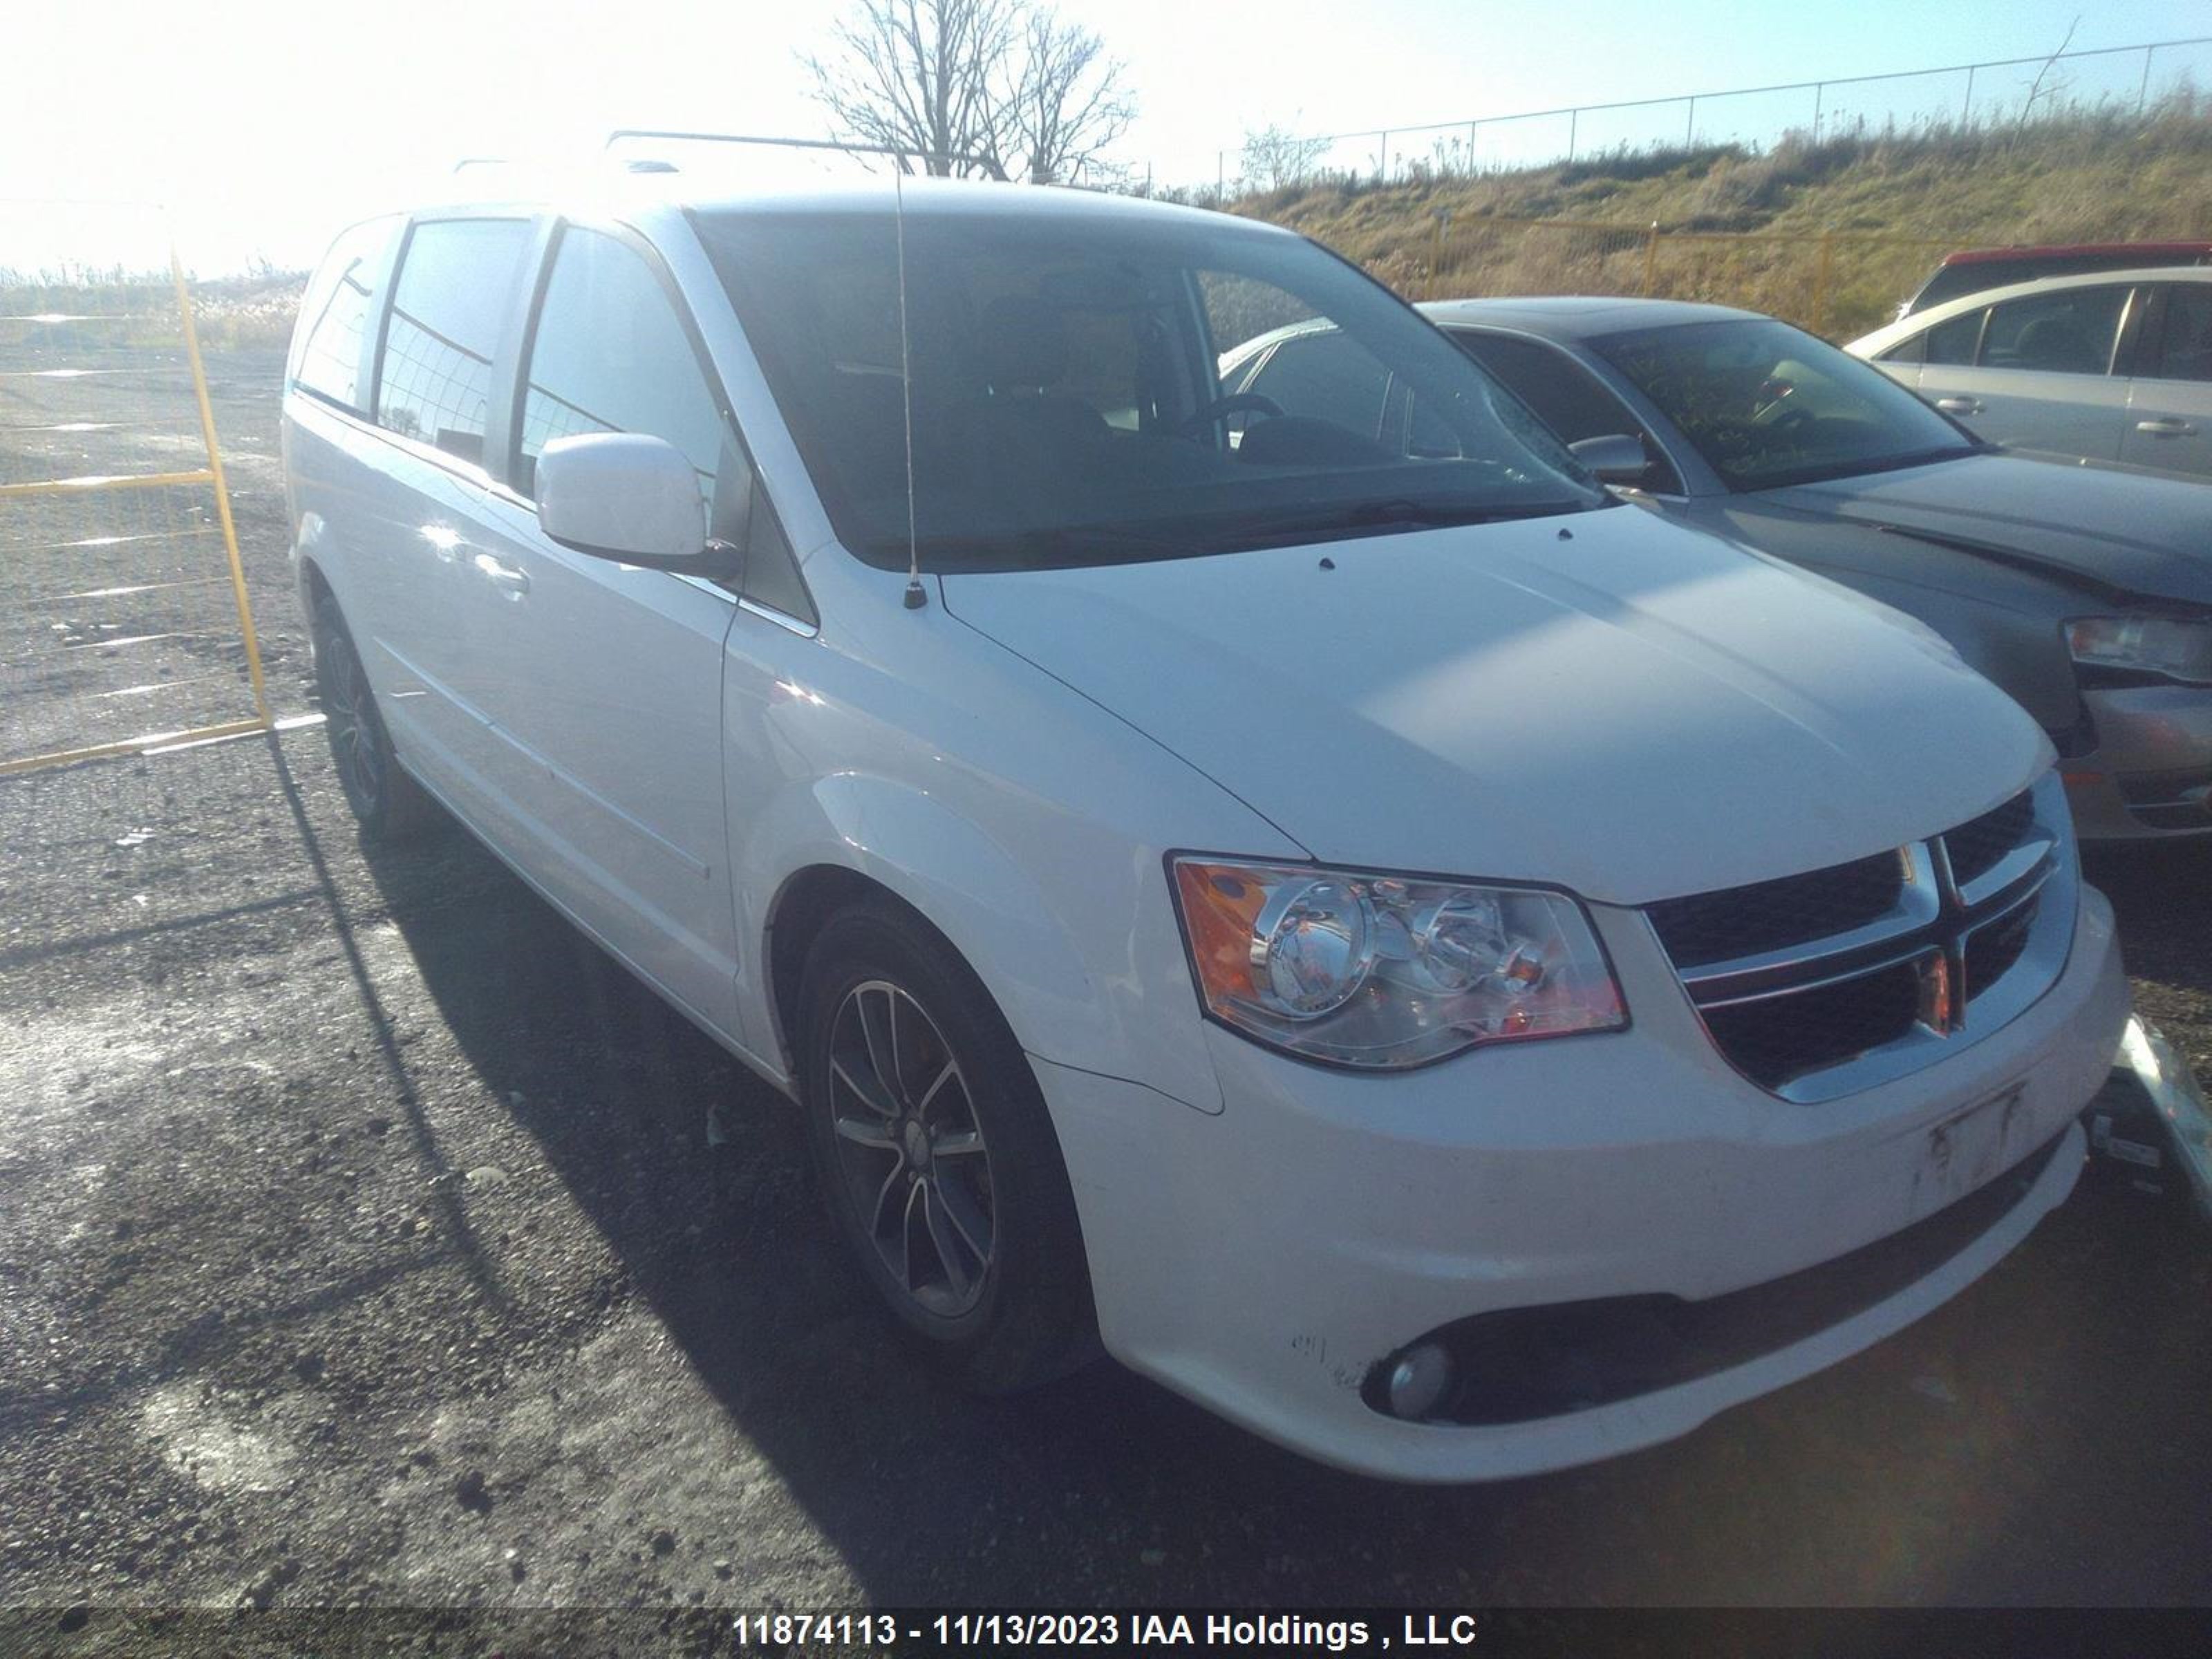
281,171,2129,1481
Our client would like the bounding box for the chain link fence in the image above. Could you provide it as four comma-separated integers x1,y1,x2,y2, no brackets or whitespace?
1152,36,2212,202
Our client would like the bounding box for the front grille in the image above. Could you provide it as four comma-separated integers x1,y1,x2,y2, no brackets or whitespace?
1648,777,2070,1100
1700,959,1925,1091
1965,895,2038,1000
1647,851,1904,970
1943,789,2034,887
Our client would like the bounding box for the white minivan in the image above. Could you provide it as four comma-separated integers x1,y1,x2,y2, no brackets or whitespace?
282,170,2129,1481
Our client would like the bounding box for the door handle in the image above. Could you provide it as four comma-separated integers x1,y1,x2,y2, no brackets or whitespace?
1933,397,1984,415
473,552,530,597
2134,417,2199,438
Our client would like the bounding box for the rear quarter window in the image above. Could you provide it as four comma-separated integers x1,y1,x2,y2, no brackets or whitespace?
292,218,400,413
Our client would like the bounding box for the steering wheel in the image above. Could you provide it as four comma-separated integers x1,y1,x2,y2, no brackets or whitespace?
1178,391,1284,437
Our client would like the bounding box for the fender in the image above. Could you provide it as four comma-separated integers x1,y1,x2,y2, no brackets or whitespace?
738,769,1228,1117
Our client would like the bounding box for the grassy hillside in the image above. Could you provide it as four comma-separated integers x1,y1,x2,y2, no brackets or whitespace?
1224,99,2212,339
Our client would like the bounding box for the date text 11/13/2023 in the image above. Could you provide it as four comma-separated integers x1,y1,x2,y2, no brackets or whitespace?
730,1612,1479,1649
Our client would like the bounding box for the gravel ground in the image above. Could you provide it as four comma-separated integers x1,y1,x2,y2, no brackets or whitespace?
2,355,2210,1638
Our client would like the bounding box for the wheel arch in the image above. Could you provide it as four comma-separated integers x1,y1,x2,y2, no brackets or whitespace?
744,769,1222,1110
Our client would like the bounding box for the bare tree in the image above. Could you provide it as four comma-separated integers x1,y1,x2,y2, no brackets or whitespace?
803,0,1136,184
2018,15,2082,129
1239,124,1331,191
1004,12,1134,185
800,0,1018,177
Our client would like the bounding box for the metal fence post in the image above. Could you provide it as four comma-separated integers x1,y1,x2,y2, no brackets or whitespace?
1962,64,1976,125
1568,108,1578,163
1642,221,1662,294
1812,84,1824,141
1378,129,1390,182
1468,120,1479,174
168,243,271,731
1685,97,1696,147
1810,232,1838,335
2139,44,2157,112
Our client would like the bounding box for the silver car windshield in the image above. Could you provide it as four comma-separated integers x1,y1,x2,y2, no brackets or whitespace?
691,205,1609,572
1593,317,1982,491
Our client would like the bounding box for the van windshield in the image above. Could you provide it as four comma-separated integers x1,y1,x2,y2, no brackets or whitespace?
691,204,1607,571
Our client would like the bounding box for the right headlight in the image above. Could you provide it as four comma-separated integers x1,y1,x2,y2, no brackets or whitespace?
1170,856,1627,1071
2065,615,2212,687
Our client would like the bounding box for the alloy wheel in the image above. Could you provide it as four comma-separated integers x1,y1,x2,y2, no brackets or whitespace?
825,980,996,1318
321,627,386,817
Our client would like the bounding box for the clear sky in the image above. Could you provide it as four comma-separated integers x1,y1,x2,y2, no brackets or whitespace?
2,0,2205,274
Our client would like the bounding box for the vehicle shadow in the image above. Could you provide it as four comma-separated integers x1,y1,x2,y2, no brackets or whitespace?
304,741,2212,1608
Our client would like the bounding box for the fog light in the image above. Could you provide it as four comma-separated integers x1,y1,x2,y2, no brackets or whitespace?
1385,1342,1454,1421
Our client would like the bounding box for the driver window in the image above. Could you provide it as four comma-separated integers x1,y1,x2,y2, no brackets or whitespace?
518,228,724,503
1455,331,1682,492
1239,332,1392,443
1978,287,2128,376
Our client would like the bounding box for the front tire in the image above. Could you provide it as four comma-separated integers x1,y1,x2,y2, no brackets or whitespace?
798,897,1096,1394
311,594,438,842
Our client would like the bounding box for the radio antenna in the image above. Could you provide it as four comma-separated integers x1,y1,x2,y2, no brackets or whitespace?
894,162,926,610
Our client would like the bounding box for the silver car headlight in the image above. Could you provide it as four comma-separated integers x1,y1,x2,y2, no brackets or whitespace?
1170,857,1627,1069
2065,615,2212,686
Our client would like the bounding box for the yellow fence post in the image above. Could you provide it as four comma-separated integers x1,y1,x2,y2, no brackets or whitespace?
1810,232,1838,336
170,241,272,729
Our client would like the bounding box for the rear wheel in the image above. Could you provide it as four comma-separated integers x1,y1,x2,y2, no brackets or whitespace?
312,594,438,841
798,897,1096,1393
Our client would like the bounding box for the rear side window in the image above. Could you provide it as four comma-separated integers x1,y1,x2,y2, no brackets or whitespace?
292,218,398,413
375,218,532,465
1978,287,2128,375
2144,285,2212,384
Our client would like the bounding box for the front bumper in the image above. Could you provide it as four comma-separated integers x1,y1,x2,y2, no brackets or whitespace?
1041,885,2128,1482
2063,684,2212,840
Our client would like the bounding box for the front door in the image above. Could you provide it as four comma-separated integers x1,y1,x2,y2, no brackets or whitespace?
461,223,743,1035
2120,283,2212,478
1918,283,2135,463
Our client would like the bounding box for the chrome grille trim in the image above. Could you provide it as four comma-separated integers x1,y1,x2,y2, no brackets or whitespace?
1646,774,2077,1104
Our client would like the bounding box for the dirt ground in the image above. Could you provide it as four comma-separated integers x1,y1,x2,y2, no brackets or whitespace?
3,353,2210,1638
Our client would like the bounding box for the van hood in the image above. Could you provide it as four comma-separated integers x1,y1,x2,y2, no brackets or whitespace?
1756,454,2212,606
939,505,2047,906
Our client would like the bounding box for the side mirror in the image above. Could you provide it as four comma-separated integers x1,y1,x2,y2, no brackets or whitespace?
1569,433,1651,486
536,433,720,572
